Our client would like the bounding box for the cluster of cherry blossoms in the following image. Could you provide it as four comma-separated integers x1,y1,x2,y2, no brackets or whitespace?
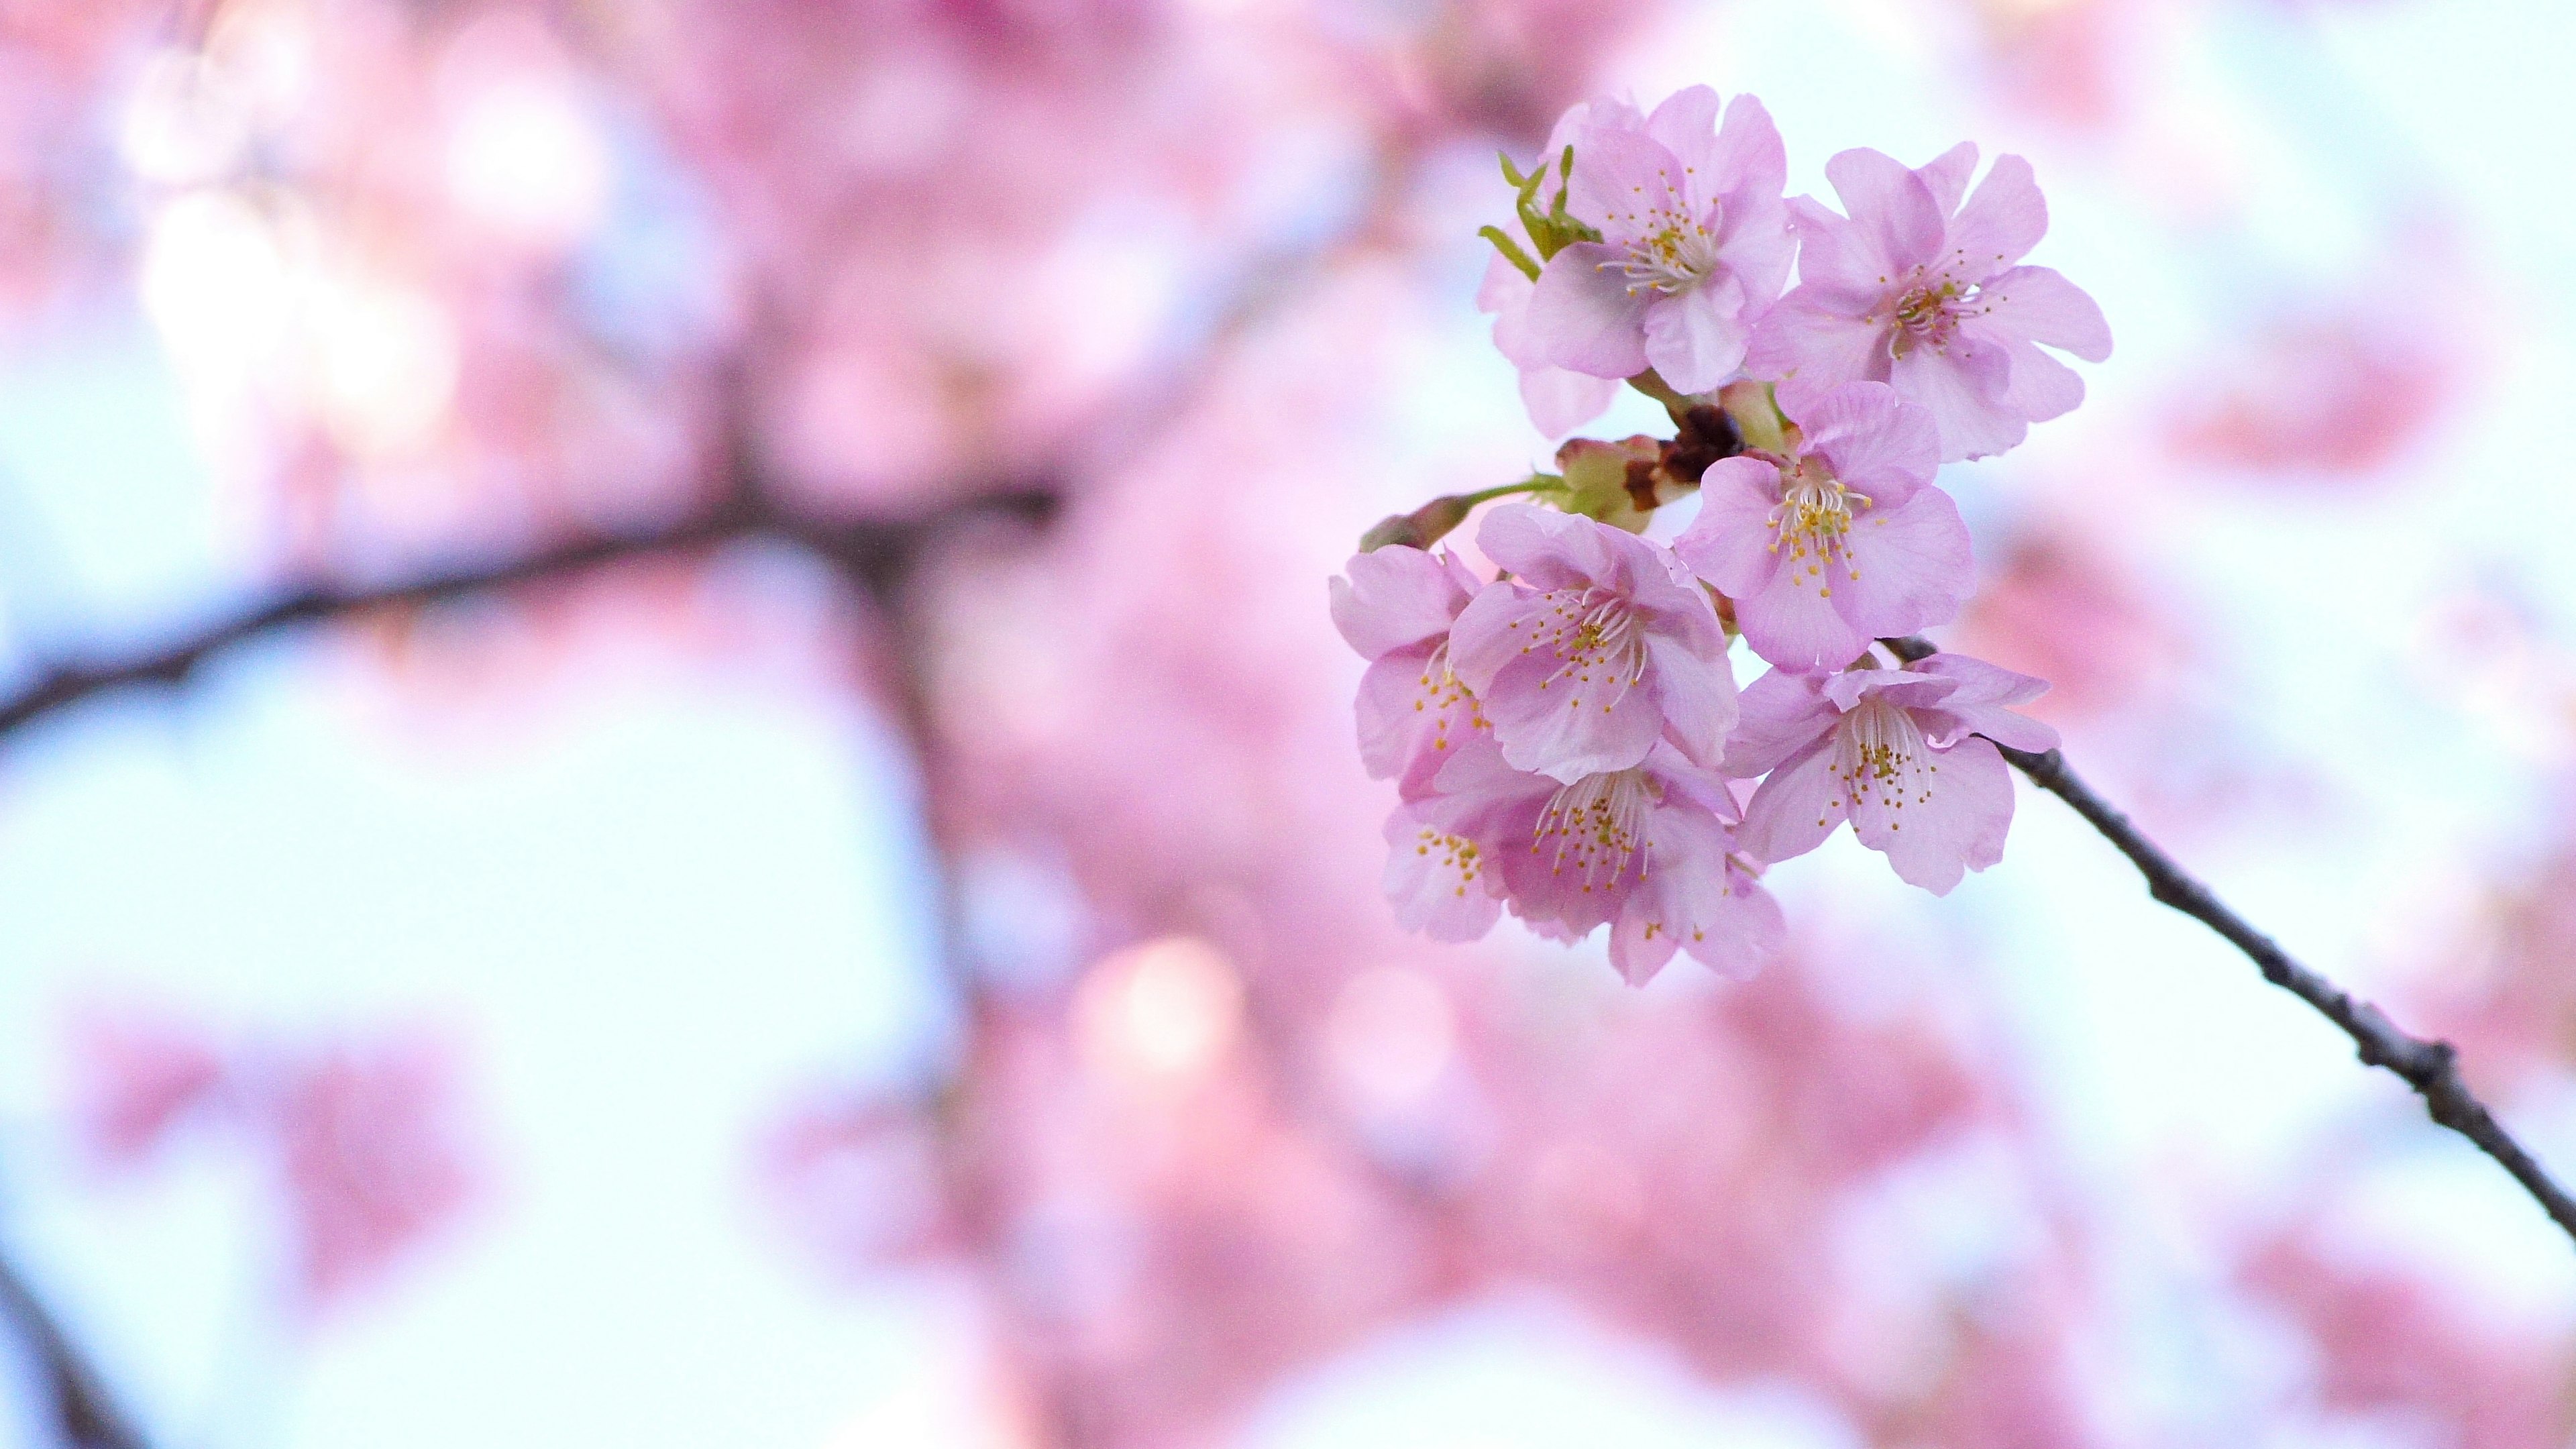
1336,86,2109,984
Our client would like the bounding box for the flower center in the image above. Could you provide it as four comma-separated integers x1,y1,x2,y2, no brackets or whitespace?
1765,456,1872,596
1831,697,1935,820
1614,210,1722,297
1527,586,1651,710
1882,266,1990,358
1534,767,1658,887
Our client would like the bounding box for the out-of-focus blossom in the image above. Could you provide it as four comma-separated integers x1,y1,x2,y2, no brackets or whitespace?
2241,1229,2574,1449
1524,87,1791,394
1409,735,1781,982
1448,504,1735,782
1955,517,2182,722
1728,657,2058,893
1749,146,2109,461
64,1006,485,1319
2174,308,2461,480
759,1089,957,1279
65,1003,229,1173
1330,545,1489,794
268,1034,482,1313
1676,381,1970,671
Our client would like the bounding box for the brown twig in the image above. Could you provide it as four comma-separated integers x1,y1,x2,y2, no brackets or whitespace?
0,1242,147,1449
1884,633,2576,1245
0,489,1059,747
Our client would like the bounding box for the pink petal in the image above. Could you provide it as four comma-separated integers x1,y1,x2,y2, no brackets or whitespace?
1823,148,1945,277
1564,121,1690,247
1889,334,2021,462
1444,581,1546,696
1721,667,1837,777
1996,335,2086,426
1749,294,1892,416
1978,265,2111,362
1643,85,1724,184
1670,456,1782,598
1943,154,2047,283
1646,631,1739,768
1330,546,1470,659
1642,273,1749,394
1835,486,1974,643
1738,737,1845,865
1353,649,1436,779
1481,645,1665,782
1734,537,1871,673
1855,734,2015,894
1915,655,2059,752
1716,189,1797,315
1677,859,1787,980
1383,802,1503,942
1474,502,1615,592
1709,92,1788,198
1528,243,1653,380
1916,141,1979,216
1519,366,1621,437
1782,197,1886,304
1786,381,1939,506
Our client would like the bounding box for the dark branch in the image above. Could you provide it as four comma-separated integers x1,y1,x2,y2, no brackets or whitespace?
1882,633,2576,1246
0,1242,146,1449
0,488,1060,747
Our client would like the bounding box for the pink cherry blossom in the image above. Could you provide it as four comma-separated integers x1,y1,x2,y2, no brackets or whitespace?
1675,381,1971,671
1448,503,1736,782
1330,544,1489,794
1480,104,1625,437
1746,144,2111,462
1524,87,1792,394
1410,735,1782,983
1727,655,2059,893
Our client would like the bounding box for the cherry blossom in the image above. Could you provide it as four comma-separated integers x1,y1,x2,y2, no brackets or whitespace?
1727,655,2059,893
1409,736,1782,983
1448,503,1736,782
1523,87,1792,394
1675,381,1971,671
1746,145,2110,462
1479,102,1625,437
1330,544,1489,795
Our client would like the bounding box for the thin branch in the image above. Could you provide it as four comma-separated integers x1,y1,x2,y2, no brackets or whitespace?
0,1241,146,1449
1883,633,2576,1246
0,488,1059,747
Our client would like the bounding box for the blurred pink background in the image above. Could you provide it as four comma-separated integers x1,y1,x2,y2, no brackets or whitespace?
5,1,2576,1445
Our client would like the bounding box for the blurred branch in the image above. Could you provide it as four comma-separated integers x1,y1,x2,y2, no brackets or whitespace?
0,488,1059,747
1883,633,2576,1248
0,1242,146,1449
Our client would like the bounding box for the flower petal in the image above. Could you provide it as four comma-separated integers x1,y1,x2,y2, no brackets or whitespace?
1734,533,1872,673
1721,667,1837,777
1835,485,1974,643
1671,455,1780,598
1481,646,1664,782
1528,243,1654,380
1642,273,1749,394
1383,801,1502,942
1738,737,1845,865
1916,141,1979,216
1786,381,1939,506
1646,630,1739,768
1978,265,2111,362
1520,366,1621,437
1889,333,2021,462
1943,154,2047,282
1853,734,2015,894
1330,545,1470,659
1749,293,1892,417
1823,148,1945,276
